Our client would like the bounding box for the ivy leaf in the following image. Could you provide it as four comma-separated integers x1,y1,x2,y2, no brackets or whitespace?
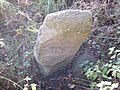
102,74,112,79
112,70,117,78
69,84,75,89
90,82,96,90
24,76,31,82
31,83,37,90
96,82,103,88
117,72,120,79
23,87,28,90
0,41,5,47
115,50,120,53
23,84,28,90
102,68,108,75
111,54,116,59
118,26,120,30
93,74,97,80
101,81,111,85
111,83,119,89
97,70,101,73
108,47,115,54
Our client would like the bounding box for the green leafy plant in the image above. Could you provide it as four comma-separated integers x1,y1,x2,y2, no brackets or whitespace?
96,81,119,90
23,76,37,90
80,46,120,90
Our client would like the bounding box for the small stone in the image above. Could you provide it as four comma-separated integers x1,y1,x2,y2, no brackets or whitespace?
72,53,97,77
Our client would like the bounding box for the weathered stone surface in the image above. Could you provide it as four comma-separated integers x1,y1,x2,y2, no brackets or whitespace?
34,10,92,75
72,53,97,78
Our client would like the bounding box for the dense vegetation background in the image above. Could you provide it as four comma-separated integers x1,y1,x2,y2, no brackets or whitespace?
0,0,120,90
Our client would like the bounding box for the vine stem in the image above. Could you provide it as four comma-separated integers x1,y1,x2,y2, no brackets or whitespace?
0,75,23,90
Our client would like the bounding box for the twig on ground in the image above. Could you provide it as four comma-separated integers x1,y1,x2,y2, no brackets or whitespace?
0,75,23,90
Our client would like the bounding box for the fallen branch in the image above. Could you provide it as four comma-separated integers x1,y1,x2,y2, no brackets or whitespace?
0,75,23,90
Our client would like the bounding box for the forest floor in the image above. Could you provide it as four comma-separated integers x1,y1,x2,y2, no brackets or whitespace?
0,0,120,90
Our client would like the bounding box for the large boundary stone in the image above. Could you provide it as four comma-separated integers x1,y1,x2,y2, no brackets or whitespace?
34,10,92,75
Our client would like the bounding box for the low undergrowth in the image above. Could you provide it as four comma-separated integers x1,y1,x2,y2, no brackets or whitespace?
80,45,120,90
0,0,120,90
